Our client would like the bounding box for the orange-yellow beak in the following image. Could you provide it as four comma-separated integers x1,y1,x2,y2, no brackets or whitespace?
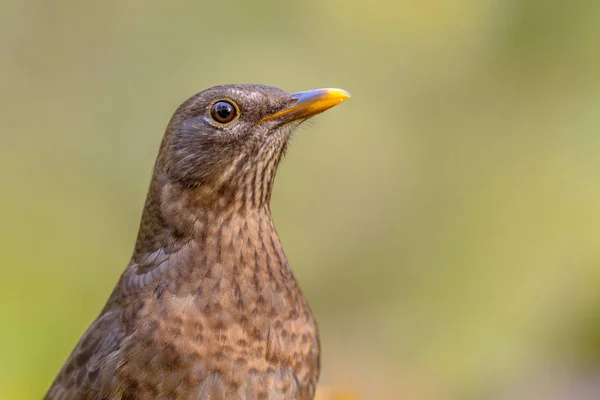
260,88,351,124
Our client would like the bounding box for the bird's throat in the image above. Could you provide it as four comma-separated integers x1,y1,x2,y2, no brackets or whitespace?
130,168,298,296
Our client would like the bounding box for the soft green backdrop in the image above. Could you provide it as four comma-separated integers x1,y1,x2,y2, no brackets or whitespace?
1,1,600,399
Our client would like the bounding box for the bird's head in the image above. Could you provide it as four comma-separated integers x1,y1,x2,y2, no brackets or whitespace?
136,84,350,246
154,84,350,212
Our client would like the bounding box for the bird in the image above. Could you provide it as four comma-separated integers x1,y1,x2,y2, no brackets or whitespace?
45,84,351,400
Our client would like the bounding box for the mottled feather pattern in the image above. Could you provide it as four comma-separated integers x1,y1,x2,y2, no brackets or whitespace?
45,84,350,400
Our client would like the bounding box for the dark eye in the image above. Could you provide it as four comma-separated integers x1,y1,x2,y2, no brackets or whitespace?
210,100,237,123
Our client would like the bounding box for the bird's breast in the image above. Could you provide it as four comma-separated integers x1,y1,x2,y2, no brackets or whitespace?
114,213,320,399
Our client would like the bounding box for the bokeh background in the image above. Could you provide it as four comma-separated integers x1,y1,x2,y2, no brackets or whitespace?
2,0,600,399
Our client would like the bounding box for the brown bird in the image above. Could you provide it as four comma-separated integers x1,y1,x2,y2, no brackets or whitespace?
45,84,351,400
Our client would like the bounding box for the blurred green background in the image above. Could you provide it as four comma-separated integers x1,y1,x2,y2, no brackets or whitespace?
2,0,600,399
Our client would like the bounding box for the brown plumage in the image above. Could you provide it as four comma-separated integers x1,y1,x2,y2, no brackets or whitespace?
45,84,351,400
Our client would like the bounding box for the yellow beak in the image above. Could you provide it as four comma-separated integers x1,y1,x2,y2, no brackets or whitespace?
260,88,351,124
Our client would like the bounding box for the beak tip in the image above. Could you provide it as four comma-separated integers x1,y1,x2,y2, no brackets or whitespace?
329,88,352,102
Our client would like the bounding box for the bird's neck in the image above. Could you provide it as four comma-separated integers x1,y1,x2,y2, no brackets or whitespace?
127,171,304,316
132,170,281,260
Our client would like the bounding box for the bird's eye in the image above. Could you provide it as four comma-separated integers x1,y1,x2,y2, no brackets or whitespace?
210,100,237,124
